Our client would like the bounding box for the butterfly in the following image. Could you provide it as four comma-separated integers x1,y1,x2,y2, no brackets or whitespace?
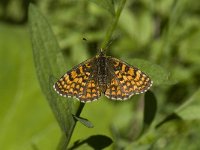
53,50,153,103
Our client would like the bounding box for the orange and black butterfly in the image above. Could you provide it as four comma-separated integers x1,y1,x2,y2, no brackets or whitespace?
53,50,153,103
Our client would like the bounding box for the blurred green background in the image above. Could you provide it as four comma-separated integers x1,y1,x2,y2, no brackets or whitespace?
1,0,200,150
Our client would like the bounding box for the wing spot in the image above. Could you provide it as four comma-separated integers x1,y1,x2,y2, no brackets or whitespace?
91,83,95,87
73,78,79,82
86,72,90,76
86,93,91,98
117,90,121,95
127,76,132,80
115,70,120,74
69,88,73,92
80,87,83,92
78,78,83,83
92,93,97,97
128,68,134,75
114,61,119,67
76,84,80,89
141,77,145,81
123,75,128,81
79,66,83,73
87,89,91,93
71,83,75,88
122,64,126,72
127,82,131,86
139,81,143,85
71,71,77,78
111,91,116,95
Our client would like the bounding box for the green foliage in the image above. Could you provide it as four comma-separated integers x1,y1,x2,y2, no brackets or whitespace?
1,0,200,149
73,115,94,128
0,23,60,150
175,88,200,120
89,0,116,15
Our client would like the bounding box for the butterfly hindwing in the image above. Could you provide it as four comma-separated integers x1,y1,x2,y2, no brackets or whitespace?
78,78,101,102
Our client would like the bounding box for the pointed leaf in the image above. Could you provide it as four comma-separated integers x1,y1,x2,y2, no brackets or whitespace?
143,91,157,127
73,115,94,128
68,135,113,150
137,91,157,137
28,4,80,147
156,88,200,128
89,0,115,16
175,88,200,120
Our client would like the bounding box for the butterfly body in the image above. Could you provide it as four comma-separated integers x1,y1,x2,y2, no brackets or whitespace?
53,51,153,103
96,52,110,93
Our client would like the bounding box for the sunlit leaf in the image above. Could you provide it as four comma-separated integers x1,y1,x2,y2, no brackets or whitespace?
73,115,94,128
89,0,115,15
175,88,200,120
156,88,200,128
29,4,80,148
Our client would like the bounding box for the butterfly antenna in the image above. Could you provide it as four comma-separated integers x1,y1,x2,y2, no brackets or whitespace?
99,35,120,54
104,35,120,52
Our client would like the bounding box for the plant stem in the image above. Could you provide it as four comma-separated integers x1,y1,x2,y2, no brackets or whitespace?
58,103,85,150
59,1,127,149
101,0,127,51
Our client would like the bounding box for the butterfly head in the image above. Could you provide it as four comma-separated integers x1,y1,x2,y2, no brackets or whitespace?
97,48,106,57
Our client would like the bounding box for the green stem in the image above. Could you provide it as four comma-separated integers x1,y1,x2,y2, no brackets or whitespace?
58,1,127,149
58,103,85,150
101,0,127,51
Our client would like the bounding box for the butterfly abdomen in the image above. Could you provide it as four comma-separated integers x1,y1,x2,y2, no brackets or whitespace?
97,56,108,93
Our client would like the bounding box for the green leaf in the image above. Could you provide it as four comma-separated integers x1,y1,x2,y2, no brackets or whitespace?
28,4,80,148
73,115,94,128
89,0,116,16
126,144,151,150
175,88,200,120
126,58,176,86
143,91,157,131
135,91,157,139
68,135,113,150
156,88,200,128
0,23,60,150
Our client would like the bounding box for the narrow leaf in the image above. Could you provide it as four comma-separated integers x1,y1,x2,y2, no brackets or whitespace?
68,135,113,150
175,88,200,120
73,115,94,128
28,4,80,147
138,91,157,137
89,0,116,16
143,91,157,127
156,88,200,128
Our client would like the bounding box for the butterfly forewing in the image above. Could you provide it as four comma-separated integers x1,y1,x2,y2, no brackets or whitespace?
104,57,153,100
53,58,101,102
